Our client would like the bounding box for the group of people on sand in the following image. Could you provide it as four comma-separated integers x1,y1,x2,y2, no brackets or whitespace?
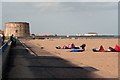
56,43,120,52
93,45,120,52
56,43,86,51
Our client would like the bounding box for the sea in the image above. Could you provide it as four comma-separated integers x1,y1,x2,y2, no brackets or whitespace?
34,35,119,39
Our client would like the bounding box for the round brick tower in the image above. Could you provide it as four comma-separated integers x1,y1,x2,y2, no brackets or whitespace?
4,22,30,37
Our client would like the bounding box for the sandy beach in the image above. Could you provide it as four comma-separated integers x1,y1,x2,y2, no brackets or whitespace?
24,38,118,78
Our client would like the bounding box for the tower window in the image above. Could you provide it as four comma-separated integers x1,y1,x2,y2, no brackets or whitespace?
15,30,18,33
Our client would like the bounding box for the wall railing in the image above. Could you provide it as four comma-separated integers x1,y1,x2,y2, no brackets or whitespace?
1,39,11,79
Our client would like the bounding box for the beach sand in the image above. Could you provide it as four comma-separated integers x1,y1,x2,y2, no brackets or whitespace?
24,38,118,78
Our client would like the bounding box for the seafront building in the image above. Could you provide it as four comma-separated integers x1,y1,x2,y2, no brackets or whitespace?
76,32,98,36
84,32,98,36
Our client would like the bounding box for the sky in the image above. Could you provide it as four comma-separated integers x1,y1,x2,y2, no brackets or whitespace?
0,0,119,35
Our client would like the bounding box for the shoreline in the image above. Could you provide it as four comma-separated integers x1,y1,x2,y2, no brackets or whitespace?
32,35,119,39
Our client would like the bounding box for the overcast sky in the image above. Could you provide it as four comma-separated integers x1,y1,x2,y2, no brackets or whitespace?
1,1,118,35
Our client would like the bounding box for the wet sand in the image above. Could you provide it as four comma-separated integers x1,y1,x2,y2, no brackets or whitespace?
24,38,118,78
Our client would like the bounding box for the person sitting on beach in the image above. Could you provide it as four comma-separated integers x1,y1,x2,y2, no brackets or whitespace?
99,45,104,52
71,43,80,49
56,45,71,49
67,43,76,49
71,43,75,48
56,46,61,49
108,47,116,52
92,45,104,52
68,44,72,49
63,45,70,49
56,45,68,49
80,44,86,51
108,45,120,52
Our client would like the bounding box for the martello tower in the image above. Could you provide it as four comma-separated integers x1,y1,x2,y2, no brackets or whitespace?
4,22,30,37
